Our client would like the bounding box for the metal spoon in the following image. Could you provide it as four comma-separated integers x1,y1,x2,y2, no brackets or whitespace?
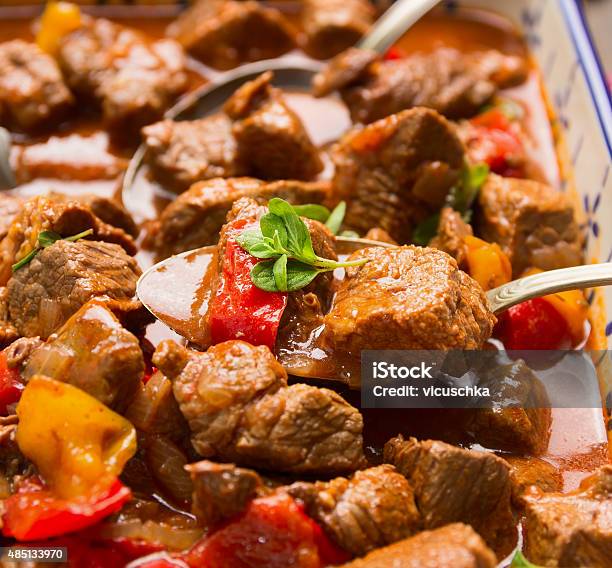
137,238,612,373
121,0,442,195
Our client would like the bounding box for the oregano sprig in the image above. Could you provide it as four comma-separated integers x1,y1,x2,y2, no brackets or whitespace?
12,228,94,272
236,198,366,292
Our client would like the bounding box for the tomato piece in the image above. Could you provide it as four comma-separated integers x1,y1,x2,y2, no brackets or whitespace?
0,351,24,415
184,493,349,568
208,221,288,350
494,298,572,350
1,478,131,541
467,108,525,177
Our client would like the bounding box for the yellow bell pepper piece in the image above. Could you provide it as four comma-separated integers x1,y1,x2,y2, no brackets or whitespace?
522,267,589,343
16,376,136,499
36,2,82,56
464,235,512,291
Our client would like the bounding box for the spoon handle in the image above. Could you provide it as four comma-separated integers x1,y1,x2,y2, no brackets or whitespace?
486,263,612,314
358,0,442,54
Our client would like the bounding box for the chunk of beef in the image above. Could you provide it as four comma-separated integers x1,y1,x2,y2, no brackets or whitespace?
23,299,144,411
430,206,473,269
322,246,495,356
0,195,136,286
11,134,127,184
142,115,243,194
363,228,397,245
153,339,365,474
186,460,265,528
384,435,516,557
463,359,552,455
340,523,497,568
476,174,582,275
288,464,420,556
312,47,378,97
167,0,295,70
48,192,139,238
504,455,562,508
0,415,34,494
301,0,375,60
0,194,22,242
58,18,187,140
315,47,528,123
224,72,323,181
0,40,73,131
5,240,142,340
332,108,465,243
524,465,612,567
148,178,329,260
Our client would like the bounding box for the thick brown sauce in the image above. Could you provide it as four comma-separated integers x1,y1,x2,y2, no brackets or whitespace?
0,4,608,495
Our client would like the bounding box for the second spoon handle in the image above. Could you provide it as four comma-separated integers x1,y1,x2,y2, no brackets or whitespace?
486,263,612,314
358,0,442,54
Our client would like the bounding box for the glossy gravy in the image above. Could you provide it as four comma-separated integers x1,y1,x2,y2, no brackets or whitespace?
1,4,608,490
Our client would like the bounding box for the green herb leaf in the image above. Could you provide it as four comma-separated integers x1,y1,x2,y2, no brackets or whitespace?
510,551,541,568
268,198,314,261
260,213,287,247
273,254,288,292
412,213,440,246
448,162,489,216
325,201,346,235
10,248,40,272
38,231,62,248
291,204,330,223
236,230,278,259
250,261,278,292
286,260,320,291
11,228,94,272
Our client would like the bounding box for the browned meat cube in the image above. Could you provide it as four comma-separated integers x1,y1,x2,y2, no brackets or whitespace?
5,240,142,340
363,227,398,244
153,339,365,475
186,460,265,528
11,134,127,184
332,108,465,243
524,465,612,567
504,455,562,508
476,174,582,276
224,72,323,181
288,465,421,556
301,0,375,60
142,115,243,194
315,47,528,123
429,206,473,270
0,195,136,286
340,523,497,568
147,178,329,261
312,47,378,97
384,435,516,557
0,40,73,131
167,0,295,70
463,359,552,455
23,299,143,411
58,18,187,140
71,194,139,239
3,337,43,372
322,246,495,354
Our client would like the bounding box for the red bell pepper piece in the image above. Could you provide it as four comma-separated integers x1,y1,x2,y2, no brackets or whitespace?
208,220,288,351
0,351,24,415
183,493,349,568
494,298,572,350
467,108,525,177
384,46,405,60
2,477,131,541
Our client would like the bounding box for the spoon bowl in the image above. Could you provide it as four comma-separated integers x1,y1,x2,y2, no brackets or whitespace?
137,238,612,382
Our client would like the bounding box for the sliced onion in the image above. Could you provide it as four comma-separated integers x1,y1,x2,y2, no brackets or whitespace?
145,435,194,504
99,519,203,551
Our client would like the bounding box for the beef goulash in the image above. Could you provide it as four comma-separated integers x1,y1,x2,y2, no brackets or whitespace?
0,2,607,567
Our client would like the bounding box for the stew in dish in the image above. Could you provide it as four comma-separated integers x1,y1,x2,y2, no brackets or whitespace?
0,2,609,567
